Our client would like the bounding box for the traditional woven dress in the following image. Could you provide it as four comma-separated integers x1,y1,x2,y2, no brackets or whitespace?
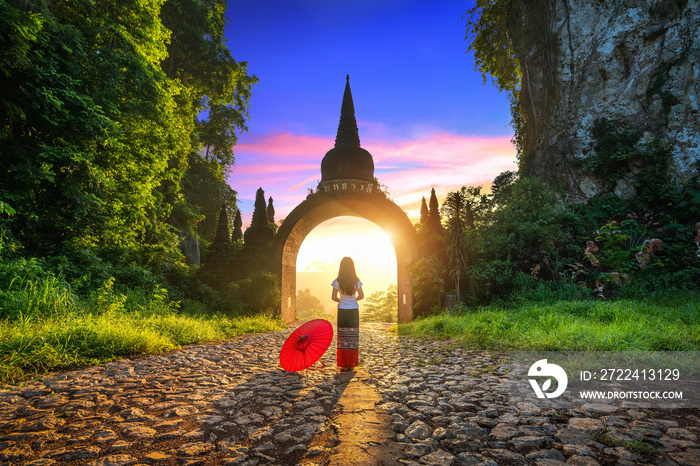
332,278,362,368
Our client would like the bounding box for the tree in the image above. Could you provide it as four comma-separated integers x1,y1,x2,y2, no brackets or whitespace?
296,288,327,321
428,188,442,233
160,0,257,168
490,170,518,208
465,0,554,165
267,197,274,223
160,0,257,243
465,0,520,157
173,155,237,242
232,210,243,242
0,0,189,256
243,187,274,249
483,177,575,264
419,197,429,225
0,0,256,272
360,285,398,323
464,0,520,97
205,202,233,270
213,202,231,245
410,258,445,316
442,188,470,303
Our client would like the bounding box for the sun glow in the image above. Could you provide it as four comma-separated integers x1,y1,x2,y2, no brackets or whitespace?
296,217,397,315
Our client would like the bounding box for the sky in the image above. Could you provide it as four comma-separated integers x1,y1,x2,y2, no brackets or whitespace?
222,1,518,306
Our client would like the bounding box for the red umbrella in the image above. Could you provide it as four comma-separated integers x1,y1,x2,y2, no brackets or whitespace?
279,319,333,372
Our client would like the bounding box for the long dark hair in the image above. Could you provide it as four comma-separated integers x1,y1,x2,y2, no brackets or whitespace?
337,257,359,295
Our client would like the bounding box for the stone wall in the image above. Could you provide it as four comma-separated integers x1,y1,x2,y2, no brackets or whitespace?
517,0,699,202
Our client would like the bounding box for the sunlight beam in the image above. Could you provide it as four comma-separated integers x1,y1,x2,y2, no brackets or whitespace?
296,217,398,319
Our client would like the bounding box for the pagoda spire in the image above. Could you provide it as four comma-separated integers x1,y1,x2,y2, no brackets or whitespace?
334,75,361,148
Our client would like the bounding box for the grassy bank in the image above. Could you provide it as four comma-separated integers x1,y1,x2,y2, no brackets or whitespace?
396,295,700,351
0,275,286,385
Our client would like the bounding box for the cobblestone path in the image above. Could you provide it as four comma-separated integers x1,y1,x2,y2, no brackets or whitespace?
1,327,698,465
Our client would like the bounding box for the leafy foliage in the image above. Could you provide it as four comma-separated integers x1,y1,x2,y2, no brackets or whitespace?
464,0,520,96
482,177,577,264
584,118,642,185
226,271,280,316
1,0,189,254
161,0,257,243
464,0,556,169
0,0,275,374
422,166,700,309
0,261,284,384
295,288,329,321
410,257,445,316
361,285,398,323
0,0,256,264
464,0,521,156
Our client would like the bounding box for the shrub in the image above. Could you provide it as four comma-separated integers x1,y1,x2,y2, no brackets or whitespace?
361,285,398,323
296,288,330,321
583,118,642,187
227,271,280,315
463,260,517,306
410,257,445,316
482,178,578,265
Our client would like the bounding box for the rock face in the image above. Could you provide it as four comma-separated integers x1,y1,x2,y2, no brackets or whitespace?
517,0,700,202
178,229,200,266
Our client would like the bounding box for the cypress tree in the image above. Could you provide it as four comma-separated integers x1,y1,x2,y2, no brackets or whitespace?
428,188,442,231
250,188,268,229
267,197,275,224
213,202,231,245
244,187,275,248
232,209,243,241
207,202,232,270
420,197,429,224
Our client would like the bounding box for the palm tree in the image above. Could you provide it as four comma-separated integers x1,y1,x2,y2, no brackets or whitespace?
441,187,470,303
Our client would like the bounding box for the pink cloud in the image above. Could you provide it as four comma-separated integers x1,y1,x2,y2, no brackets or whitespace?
367,133,517,216
365,132,514,165
289,175,321,191
233,163,319,176
234,133,330,157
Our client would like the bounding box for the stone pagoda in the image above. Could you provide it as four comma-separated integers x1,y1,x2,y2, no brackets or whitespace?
318,75,378,195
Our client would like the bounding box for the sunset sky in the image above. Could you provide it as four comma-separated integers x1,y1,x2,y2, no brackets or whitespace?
223,1,517,308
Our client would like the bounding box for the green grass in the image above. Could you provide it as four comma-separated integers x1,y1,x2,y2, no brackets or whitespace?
395,296,700,351
0,275,285,385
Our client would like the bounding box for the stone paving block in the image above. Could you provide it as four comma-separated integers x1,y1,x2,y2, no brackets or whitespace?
89,454,137,466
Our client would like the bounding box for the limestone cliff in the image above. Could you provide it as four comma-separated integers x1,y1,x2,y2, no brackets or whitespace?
515,0,699,202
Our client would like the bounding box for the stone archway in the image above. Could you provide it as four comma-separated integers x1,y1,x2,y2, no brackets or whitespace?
275,190,418,324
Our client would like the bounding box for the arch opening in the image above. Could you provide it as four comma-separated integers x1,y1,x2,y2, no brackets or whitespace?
276,192,417,324
295,217,398,323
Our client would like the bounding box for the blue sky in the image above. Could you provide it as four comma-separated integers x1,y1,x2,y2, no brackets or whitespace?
224,0,517,224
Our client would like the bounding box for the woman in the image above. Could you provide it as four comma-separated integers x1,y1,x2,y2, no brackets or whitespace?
331,257,364,370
